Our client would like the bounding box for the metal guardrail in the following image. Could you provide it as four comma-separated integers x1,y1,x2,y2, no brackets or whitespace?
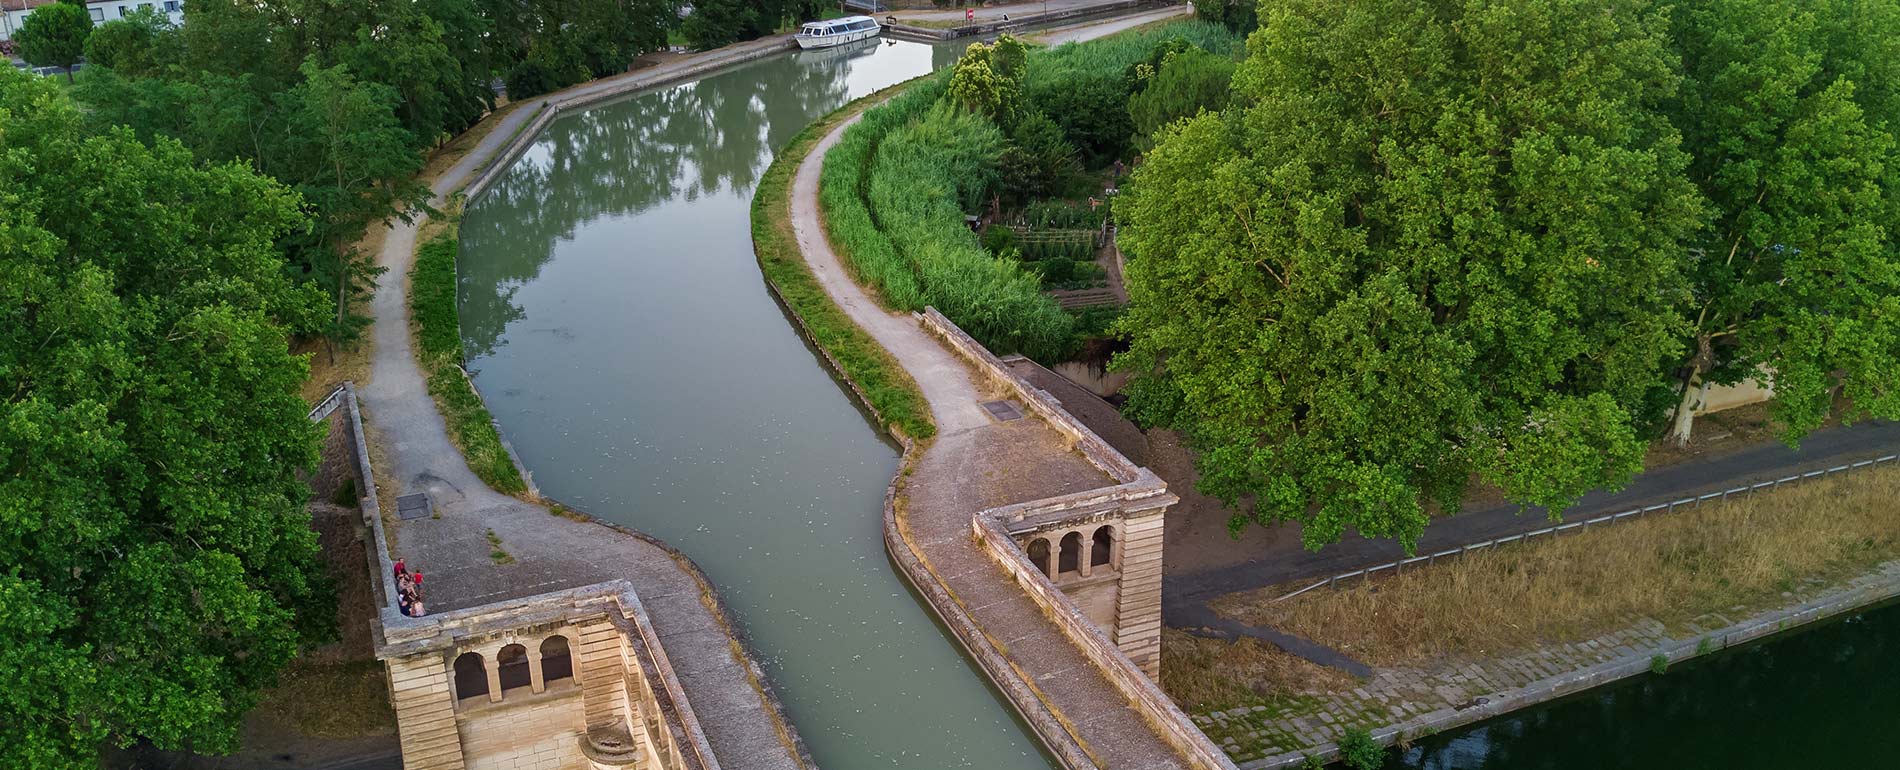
1274,453,1900,602
306,384,350,422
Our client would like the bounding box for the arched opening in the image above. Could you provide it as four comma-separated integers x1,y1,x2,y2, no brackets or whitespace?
1027,538,1051,578
540,635,573,684
1058,531,1082,575
452,652,488,701
497,644,531,693
1092,525,1114,568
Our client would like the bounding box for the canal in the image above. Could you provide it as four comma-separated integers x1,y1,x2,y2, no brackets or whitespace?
456,39,1056,770
1390,600,1900,768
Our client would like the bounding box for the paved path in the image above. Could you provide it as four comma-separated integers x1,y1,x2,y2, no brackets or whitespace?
1163,419,1900,613
1028,4,1192,43
888,0,1164,23
789,108,1196,769
357,37,808,770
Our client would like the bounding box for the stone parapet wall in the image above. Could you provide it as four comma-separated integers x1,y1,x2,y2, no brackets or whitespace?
462,37,798,204
920,308,1140,481
974,511,1231,769
877,442,1102,768
311,384,717,770
918,309,1236,770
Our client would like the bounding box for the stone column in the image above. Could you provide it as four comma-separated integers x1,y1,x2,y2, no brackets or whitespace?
1114,505,1168,678
577,620,630,731
1078,529,1094,578
528,646,546,694
483,647,504,703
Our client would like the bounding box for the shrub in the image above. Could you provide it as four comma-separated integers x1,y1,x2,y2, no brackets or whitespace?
1651,654,1670,675
1022,21,1240,162
981,224,1019,256
1128,46,1236,144
823,77,1076,361
1337,728,1384,770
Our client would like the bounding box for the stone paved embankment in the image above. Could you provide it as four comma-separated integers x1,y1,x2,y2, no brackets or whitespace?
359,36,810,770
1201,562,1900,768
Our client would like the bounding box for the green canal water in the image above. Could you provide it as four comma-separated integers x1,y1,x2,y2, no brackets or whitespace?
1390,600,1900,768
456,40,1054,770
453,32,1898,770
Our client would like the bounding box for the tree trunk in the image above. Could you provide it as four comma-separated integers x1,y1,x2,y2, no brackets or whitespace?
1669,374,1710,447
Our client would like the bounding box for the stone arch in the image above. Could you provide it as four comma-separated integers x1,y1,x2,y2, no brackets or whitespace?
497,643,531,693
1091,525,1114,568
541,634,574,684
1027,538,1052,578
452,651,488,701
1058,531,1082,575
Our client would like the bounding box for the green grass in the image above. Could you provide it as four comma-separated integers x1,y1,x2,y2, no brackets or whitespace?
751,85,938,442
412,231,530,495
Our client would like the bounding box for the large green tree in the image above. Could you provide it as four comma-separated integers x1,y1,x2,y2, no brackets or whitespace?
1116,0,1703,550
1662,0,1900,445
14,1,92,82
0,68,332,769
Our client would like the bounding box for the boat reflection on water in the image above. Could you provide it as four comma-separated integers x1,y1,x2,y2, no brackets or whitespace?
792,35,887,65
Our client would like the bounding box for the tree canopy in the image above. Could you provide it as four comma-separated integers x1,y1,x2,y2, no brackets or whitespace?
0,68,331,770
1117,0,1705,550
14,1,92,81
1661,0,1900,445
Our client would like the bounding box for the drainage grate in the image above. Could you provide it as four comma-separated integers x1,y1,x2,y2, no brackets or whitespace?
981,400,1024,421
396,493,432,521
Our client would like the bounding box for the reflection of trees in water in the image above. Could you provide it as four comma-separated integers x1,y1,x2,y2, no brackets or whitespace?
456,51,859,358
1396,606,1900,769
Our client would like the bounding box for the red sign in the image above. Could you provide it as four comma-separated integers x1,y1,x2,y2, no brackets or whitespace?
966,8,975,21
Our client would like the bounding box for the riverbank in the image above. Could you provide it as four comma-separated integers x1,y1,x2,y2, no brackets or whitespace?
1174,458,1900,767
353,34,834,770
764,24,1250,764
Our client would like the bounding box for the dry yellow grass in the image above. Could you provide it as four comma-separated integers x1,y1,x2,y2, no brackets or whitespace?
1160,630,1355,710
1217,464,1900,666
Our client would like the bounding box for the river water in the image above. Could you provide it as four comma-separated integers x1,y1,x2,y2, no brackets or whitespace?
1387,599,1900,769
456,40,1055,770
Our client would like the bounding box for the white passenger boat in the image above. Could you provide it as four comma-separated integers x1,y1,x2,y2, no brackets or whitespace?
795,15,882,49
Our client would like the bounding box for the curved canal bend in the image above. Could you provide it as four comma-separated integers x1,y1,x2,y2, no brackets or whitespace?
453,33,1900,770
456,40,1056,770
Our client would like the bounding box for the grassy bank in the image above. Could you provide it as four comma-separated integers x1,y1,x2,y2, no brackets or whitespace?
411,228,531,494
750,85,937,442
1215,463,1900,667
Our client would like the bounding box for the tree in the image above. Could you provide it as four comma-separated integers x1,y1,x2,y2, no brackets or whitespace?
280,59,429,349
1116,0,1703,551
81,7,174,78
0,67,332,770
947,39,1023,125
1661,0,1900,445
998,111,1082,203
1190,0,1257,35
681,0,766,50
15,1,92,82
1127,45,1235,146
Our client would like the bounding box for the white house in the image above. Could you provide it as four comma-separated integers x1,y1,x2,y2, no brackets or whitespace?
2,0,184,44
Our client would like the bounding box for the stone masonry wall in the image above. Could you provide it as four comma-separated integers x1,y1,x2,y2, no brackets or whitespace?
920,308,1234,770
